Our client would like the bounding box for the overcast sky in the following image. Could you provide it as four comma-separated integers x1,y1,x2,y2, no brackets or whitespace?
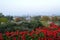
0,0,60,16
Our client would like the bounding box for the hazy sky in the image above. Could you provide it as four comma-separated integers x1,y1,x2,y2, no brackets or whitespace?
0,0,60,16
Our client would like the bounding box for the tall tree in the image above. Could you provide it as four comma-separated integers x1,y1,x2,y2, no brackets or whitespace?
0,13,4,17
5,16,13,21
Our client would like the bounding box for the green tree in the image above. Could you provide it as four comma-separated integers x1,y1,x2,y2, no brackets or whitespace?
0,13,4,17
41,16,50,21
5,16,13,21
0,17,8,23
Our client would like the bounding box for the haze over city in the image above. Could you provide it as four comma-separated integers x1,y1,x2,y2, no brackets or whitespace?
0,0,60,16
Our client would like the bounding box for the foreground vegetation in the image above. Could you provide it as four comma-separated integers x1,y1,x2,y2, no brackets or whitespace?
0,23,60,40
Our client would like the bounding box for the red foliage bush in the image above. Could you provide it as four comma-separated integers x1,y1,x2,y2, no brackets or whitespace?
1,22,60,40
